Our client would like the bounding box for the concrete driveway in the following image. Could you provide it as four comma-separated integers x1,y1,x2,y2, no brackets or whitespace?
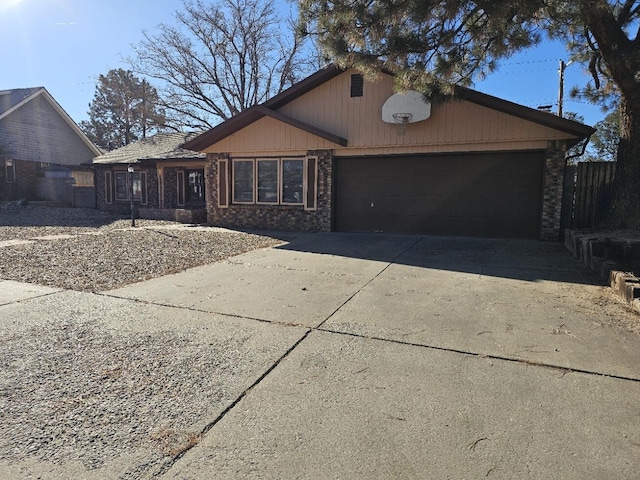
2,233,640,479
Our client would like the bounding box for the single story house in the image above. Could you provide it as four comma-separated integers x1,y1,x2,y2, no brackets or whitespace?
92,132,207,223
185,65,595,240
0,87,101,206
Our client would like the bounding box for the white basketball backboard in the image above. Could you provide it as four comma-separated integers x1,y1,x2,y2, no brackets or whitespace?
381,90,431,124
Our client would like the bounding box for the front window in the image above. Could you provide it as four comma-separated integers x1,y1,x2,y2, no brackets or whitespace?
233,160,254,203
112,170,147,204
187,169,205,205
231,158,304,206
114,172,128,201
257,159,278,203
281,159,303,204
131,172,148,204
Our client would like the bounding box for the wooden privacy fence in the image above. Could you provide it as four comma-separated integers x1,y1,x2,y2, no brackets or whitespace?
562,161,616,230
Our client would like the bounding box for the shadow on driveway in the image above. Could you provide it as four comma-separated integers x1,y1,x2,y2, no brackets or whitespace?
275,232,600,286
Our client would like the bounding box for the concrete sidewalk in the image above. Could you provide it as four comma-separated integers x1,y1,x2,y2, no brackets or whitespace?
2,233,640,479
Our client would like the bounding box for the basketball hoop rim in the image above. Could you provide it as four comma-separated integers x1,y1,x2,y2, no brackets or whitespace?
392,112,413,124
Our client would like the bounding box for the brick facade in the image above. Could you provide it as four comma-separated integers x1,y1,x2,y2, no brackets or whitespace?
0,159,39,201
203,146,569,239
94,165,159,215
540,142,567,241
94,164,207,223
205,150,333,231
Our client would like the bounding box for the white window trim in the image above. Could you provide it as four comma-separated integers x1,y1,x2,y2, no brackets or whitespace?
229,157,308,207
280,158,304,206
232,159,255,204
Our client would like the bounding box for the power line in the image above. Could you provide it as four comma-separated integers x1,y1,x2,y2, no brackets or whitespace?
493,67,559,74
502,58,561,65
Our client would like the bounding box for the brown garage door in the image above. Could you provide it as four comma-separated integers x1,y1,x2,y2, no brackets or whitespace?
334,152,544,238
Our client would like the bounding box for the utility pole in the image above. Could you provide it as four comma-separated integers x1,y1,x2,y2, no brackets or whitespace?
557,60,573,118
558,60,565,118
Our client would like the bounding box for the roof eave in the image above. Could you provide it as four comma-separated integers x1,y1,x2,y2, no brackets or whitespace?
184,64,345,152
256,106,347,146
454,86,596,138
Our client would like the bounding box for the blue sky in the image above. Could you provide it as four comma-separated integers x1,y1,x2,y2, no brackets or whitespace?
1,0,606,127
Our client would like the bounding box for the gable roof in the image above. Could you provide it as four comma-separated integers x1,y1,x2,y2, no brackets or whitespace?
92,132,206,165
0,87,102,156
185,65,345,151
0,87,44,116
185,64,595,152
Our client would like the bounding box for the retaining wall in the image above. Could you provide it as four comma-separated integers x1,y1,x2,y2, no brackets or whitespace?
564,229,640,314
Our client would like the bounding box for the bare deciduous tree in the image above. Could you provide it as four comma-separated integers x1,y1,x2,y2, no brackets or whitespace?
130,0,312,130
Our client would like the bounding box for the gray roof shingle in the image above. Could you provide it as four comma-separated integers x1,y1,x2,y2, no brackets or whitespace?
0,87,44,116
92,132,206,164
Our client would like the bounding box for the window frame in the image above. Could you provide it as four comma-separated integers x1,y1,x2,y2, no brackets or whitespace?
131,171,148,205
186,169,205,205
256,158,279,205
229,157,312,208
112,169,148,204
114,171,129,201
280,158,304,206
232,159,255,204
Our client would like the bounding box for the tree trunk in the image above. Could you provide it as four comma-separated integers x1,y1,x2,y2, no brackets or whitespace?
580,3,640,232
608,93,640,231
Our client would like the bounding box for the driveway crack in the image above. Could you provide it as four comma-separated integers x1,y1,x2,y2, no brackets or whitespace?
314,236,424,330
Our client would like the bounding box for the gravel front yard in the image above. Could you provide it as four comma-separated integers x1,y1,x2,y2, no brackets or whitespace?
0,205,302,477
0,205,287,291
0,291,304,477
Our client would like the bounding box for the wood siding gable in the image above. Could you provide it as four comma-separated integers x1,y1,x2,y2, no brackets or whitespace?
0,89,100,165
192,67,594,156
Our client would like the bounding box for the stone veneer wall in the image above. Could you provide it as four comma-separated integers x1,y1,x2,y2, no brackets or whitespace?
540,142,567,241
162,168,179,209
205,150,333,231
0,159,39,201
94,165,160,214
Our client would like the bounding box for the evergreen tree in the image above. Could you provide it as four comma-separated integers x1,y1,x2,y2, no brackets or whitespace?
80,69,166,150
590,108,620,162
299,0,640,230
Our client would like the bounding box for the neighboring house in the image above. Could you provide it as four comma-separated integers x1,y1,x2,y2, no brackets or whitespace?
93,132,207,223
0,87,101,206
185,65,595,240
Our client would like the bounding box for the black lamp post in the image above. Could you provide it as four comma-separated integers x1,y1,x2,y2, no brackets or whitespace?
128,164,135,227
